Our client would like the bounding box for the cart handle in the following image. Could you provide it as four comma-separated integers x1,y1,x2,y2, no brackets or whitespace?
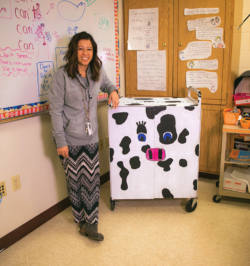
187,86,201,107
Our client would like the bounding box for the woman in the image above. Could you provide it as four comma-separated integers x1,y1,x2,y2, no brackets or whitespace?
49,31,119,241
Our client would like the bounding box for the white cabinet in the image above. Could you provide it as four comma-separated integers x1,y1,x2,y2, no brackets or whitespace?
108,87,201,211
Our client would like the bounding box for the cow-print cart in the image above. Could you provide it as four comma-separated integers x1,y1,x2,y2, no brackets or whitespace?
108,87,201,212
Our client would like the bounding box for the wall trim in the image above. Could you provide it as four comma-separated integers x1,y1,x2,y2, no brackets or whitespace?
0,172,110,252
199,172,219,180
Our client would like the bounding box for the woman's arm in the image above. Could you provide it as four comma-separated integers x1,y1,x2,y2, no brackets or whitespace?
49,70,68,149
100,68,119,109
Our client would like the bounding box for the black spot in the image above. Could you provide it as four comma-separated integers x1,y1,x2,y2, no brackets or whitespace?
129,156,141,169
112,112,128,125
198,91,201,97
195,144,199,156
146,106,167,119
117,161,129,190
146,107,155,119
193,180,197,191
184,106,195,111
134,98,153,100
120,136,131,155
179,159,187,167
110,148,114,162
178,128,189,144
162,188,174,198
157,115,177,145
142,145,150,153
157,158,173,171
126,103,143,106
155,106,167,116
165,104,176,106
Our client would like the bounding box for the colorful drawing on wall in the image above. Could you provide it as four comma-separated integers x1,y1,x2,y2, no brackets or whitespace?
0,0,119,119
95,13,113,42
57,1,86,22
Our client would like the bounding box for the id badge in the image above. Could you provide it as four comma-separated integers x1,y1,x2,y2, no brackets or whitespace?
85,122,93,136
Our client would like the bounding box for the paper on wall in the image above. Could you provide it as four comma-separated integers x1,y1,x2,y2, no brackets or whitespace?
186,71,218,93
196,27,225,48
184,8,219,16
187,59,218,70
137,50,166,91
187,16,221,31
128,8,158,51
179,41,212,61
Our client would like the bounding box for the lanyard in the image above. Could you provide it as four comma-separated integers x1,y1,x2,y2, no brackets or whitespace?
76,76,90,123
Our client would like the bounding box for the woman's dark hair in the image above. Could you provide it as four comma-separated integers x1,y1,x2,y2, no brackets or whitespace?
64,31,102,81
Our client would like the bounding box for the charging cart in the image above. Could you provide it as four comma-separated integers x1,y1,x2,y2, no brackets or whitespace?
108,87,201,212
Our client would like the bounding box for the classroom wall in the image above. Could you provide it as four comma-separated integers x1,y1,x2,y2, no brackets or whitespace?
0,0,125,239
231,0,250,93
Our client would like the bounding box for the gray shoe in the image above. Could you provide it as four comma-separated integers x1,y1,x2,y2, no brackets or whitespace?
79,223,104,241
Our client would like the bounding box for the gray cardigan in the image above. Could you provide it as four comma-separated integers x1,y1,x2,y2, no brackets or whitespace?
49,66,117,148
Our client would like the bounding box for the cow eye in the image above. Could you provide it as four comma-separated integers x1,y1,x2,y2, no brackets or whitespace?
138,133,146,142
163,132,172,141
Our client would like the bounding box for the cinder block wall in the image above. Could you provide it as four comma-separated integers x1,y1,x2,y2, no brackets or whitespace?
231,1,250,94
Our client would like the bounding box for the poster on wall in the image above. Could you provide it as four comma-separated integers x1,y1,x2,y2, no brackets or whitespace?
196,27,225,48
187,59,218,70
187,16,221,31
128,8,158,51
184,8,219,16
137,50,166,91
179,41,212,61
186,71,218,93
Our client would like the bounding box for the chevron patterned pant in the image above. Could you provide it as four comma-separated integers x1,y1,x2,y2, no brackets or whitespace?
59,143,100,225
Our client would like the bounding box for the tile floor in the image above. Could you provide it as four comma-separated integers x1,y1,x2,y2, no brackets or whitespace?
1,178,250,266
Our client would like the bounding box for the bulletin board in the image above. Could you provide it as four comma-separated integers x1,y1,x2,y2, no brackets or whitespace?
0,0,120,120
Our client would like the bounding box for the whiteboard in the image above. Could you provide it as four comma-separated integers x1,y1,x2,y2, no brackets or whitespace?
0,0,118,110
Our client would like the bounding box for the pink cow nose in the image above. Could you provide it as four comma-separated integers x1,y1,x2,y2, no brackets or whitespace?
146,148,166,161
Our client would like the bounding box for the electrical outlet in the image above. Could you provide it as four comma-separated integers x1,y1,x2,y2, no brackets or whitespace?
99,139,104,150
105,136,109,148
0,181,7,197
11,175,21,192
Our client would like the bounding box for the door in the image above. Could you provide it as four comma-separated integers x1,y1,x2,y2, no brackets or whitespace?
124,0,174,97
154,106,200,199
108,105,155,200
173,0,234,105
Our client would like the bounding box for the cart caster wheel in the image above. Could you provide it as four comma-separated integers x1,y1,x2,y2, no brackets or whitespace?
185,198,197,213
110,200,116,211
213,195,221,203
216,181,219,188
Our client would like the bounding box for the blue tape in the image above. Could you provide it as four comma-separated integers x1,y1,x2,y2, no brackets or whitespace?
0,193,2,204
